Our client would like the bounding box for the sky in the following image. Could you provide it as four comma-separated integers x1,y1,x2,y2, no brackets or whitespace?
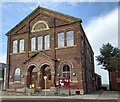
0,1,119,84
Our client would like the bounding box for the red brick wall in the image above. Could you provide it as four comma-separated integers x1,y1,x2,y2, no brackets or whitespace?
110,71,120,90
6,8,95,93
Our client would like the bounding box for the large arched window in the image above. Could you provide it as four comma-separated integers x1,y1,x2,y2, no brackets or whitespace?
31,21,49,32
62,65,70,78
14,68,21,82
44,66,51,73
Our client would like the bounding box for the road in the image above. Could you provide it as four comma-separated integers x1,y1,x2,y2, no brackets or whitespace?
1,99,118,102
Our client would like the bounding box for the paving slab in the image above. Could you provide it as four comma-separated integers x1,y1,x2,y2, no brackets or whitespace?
0,91,119,101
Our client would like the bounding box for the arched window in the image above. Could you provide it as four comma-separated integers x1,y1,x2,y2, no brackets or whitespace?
32,67,38,81
14,68,20,82
32,67,38,72
62,65,70,78
31,21,49,32
44,66,51,73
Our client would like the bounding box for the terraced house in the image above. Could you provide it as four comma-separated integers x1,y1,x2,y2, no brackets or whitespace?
6,6,98,94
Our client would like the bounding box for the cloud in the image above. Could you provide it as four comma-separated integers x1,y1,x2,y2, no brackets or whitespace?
0,53,6,63
85,7,118,55
1,0,119,2
0,41,7,63
67,2,79,6
84,7,118,84
27,2,60,11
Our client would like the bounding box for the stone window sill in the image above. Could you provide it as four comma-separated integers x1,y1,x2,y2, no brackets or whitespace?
10,52,25,55
29,49,52,53
55,45,77,50
14,81,21,83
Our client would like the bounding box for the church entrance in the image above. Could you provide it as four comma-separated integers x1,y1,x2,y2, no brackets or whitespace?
27,66,38,88
40,65,51,89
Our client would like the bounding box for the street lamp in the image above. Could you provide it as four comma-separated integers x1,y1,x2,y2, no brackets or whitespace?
44,76,47,96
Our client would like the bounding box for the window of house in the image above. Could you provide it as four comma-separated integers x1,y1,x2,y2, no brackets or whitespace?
19,39,24,53
58,32,64,48
31,37,36,51
38,36,42,50
44,66,51,72
66,31,74,46
13,40,18,53
44,35,50,50
62,65,70,78
34,23,46,31
14,68,20,82
31,21,49,32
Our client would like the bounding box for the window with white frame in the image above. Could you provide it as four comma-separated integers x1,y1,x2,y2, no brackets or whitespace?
62,65,70,78
58,32,64,48
14,68,20,82
12,40,17,53
66,31,74,46
44,35,50,50
38,36,42,50
31,37,36,51
19,39,24,53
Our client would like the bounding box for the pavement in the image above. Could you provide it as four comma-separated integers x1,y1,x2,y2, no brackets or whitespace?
0,90,120,101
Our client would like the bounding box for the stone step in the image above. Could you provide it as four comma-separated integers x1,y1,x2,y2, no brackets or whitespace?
42,89,50,91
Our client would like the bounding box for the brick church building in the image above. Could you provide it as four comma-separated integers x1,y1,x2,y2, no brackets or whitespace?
6,6,99,94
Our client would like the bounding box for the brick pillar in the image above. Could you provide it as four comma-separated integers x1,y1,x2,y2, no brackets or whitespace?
38,72,40,87
51,70,55,87
24,74,28,87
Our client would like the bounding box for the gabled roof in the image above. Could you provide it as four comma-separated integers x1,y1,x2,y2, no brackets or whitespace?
6,6,82,35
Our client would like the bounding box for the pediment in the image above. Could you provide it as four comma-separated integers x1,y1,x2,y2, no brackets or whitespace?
6,6,82,35
23,51,55,65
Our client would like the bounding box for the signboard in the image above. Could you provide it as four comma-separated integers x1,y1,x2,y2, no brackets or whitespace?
57,77,70,95
57,77,70,87
117,77,120,83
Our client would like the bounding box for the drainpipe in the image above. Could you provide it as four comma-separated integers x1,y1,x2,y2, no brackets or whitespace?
52,18,56,87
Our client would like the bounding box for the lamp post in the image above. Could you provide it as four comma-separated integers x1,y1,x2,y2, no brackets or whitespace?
44,76,47,96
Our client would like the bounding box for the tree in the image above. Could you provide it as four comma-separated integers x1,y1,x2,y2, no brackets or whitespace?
96,43,119,90
96,43,119,71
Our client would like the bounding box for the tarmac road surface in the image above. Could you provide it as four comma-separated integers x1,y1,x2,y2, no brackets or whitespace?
1,99,118,102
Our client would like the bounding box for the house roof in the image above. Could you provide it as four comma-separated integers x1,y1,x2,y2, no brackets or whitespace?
0,63,7,68
6,6,82,35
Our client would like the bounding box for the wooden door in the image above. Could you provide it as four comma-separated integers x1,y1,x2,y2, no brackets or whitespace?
31,72,37,88
42,72,51,89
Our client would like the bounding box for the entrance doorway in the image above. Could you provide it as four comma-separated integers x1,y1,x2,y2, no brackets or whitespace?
41,65,51,89
27,66,38,88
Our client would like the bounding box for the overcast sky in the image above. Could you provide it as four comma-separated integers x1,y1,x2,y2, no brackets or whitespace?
0,1,119,84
